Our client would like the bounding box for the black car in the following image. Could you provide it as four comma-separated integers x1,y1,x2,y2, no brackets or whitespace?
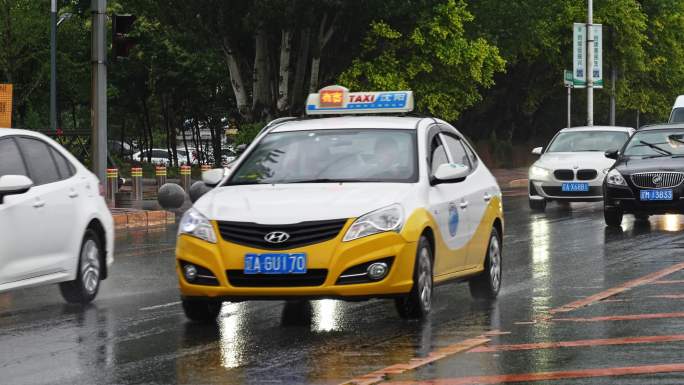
603,124,684,226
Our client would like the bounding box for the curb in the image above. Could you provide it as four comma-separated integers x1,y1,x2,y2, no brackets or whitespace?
509,178,529,188
111,209,175,231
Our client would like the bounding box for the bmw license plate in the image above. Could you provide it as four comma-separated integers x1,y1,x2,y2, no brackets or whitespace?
244,253,307,274
640,189,673,201
561,182,589,192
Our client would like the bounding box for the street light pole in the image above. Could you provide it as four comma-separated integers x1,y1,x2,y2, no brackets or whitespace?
50,0,57,133
91,0,107,184
586,0,594,126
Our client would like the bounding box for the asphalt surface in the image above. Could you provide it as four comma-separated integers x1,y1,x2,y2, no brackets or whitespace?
1,196,683,385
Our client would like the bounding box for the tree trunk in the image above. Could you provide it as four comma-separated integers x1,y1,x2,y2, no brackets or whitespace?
252,26,272,121
309,13,338,93
221,37,251,121
277,30,292,114
291,28,311,115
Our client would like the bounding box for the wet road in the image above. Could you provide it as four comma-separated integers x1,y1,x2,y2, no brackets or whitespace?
1,196,683,385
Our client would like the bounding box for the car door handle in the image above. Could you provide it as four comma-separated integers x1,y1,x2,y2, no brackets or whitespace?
459,200,468,209
33,199,46,208
69,190,79,198
484,193,492,202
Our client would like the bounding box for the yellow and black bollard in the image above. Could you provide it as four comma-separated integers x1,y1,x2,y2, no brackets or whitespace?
106,168,118,208
179,165,192,192
131,167,143,201
155,165,167,191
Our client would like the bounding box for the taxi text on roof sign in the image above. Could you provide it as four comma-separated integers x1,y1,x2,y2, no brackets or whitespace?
305,85,414,115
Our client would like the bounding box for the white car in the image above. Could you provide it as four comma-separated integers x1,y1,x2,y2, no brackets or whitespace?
0,129,114,303
132,148,192,166
162,86,505,321
528,126,635,211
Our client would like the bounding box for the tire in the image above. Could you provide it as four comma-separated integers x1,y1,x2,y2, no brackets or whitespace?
604,206,623,227
182,298,221,322
469,227,502,300
395,236,433,319
60,229,103,304
529,198,546,211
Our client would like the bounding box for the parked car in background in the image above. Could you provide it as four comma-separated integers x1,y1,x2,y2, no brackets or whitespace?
132,148,192,166
0,129,114,303
669,95,684,123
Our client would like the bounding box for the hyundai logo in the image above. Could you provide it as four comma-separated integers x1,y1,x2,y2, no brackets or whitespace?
653,175,663,186
264,231,290,244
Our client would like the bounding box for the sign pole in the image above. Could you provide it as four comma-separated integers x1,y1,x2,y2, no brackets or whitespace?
50,0,57,133
91,0,107,184
567,86,572,128
586,0,594,126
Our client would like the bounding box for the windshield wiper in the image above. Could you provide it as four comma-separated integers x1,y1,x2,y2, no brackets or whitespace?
642,154,669,159
285,178,363,184
638,140,672,156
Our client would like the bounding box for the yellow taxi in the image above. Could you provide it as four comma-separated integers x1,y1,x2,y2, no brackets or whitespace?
171,86,504,320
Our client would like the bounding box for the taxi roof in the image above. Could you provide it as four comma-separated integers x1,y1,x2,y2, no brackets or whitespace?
268,116,426,133
559,125,634,133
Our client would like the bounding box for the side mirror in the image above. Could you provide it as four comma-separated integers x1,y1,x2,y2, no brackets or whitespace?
605,149,619,160
433,163,469,184
202,168,226,187
0,175,33,203
531,147,543,155
157,183,186,210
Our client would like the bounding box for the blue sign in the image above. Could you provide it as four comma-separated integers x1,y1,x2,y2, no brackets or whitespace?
448,204,459,237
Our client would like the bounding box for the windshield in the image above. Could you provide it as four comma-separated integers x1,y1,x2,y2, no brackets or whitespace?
546,131,629,152
670,108,684,123
227,129,418,185
623,129,684,157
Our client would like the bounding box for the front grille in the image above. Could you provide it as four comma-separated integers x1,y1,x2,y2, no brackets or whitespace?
226,269,327,287
630,172,684,189
542,186,602,197
217,219,348,250
577,169,598,180
554,169,574,180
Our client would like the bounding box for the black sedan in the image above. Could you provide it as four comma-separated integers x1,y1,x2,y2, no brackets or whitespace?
603,124,684,226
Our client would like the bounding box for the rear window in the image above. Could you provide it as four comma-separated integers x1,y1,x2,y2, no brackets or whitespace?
670,108,684,123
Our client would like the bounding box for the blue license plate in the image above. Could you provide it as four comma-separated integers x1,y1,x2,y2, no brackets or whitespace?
244,253,307,274
562,182,589,192
640,189,673,201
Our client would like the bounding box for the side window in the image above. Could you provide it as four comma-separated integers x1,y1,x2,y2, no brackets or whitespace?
16,138,61,186
462,140,479,169
50,147,75,180
430,135,449,175
442,134,471,171
0,138,29,177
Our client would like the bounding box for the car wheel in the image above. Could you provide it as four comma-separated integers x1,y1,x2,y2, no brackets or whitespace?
182,298,222,322
529,198,546,211
604,206,623,227
395,236,433,319
59,229,103,304
469,227,502,300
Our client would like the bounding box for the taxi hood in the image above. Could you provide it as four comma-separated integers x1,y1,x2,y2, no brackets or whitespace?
537,151,616,170
193,183,416,224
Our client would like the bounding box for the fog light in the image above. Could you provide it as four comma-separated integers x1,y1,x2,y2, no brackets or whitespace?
367,262,388,280
183,264,198,282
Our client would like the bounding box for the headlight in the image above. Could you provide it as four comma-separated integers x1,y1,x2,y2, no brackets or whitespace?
606,169,626,186
179,208,217,243
343,204,404,242
529,165,551,179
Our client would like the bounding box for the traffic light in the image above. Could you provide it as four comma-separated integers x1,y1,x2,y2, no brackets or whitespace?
112,14,136,59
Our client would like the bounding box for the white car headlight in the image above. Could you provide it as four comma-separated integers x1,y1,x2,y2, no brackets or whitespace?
529,165,551,179
343,204,404,242
179,208,217,243
606,169,626,186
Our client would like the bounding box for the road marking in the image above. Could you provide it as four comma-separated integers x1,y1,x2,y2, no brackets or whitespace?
650,280,684,285
339,336,491,385
382,363,684,385
139,301,181,311
470,334,684,353
549,262,684,314
553,312,684,322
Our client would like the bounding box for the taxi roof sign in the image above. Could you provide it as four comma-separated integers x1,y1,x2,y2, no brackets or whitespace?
305,85,414,115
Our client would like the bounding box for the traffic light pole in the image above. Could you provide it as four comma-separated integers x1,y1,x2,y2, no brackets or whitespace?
50,0,57,133
91,0,107,184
